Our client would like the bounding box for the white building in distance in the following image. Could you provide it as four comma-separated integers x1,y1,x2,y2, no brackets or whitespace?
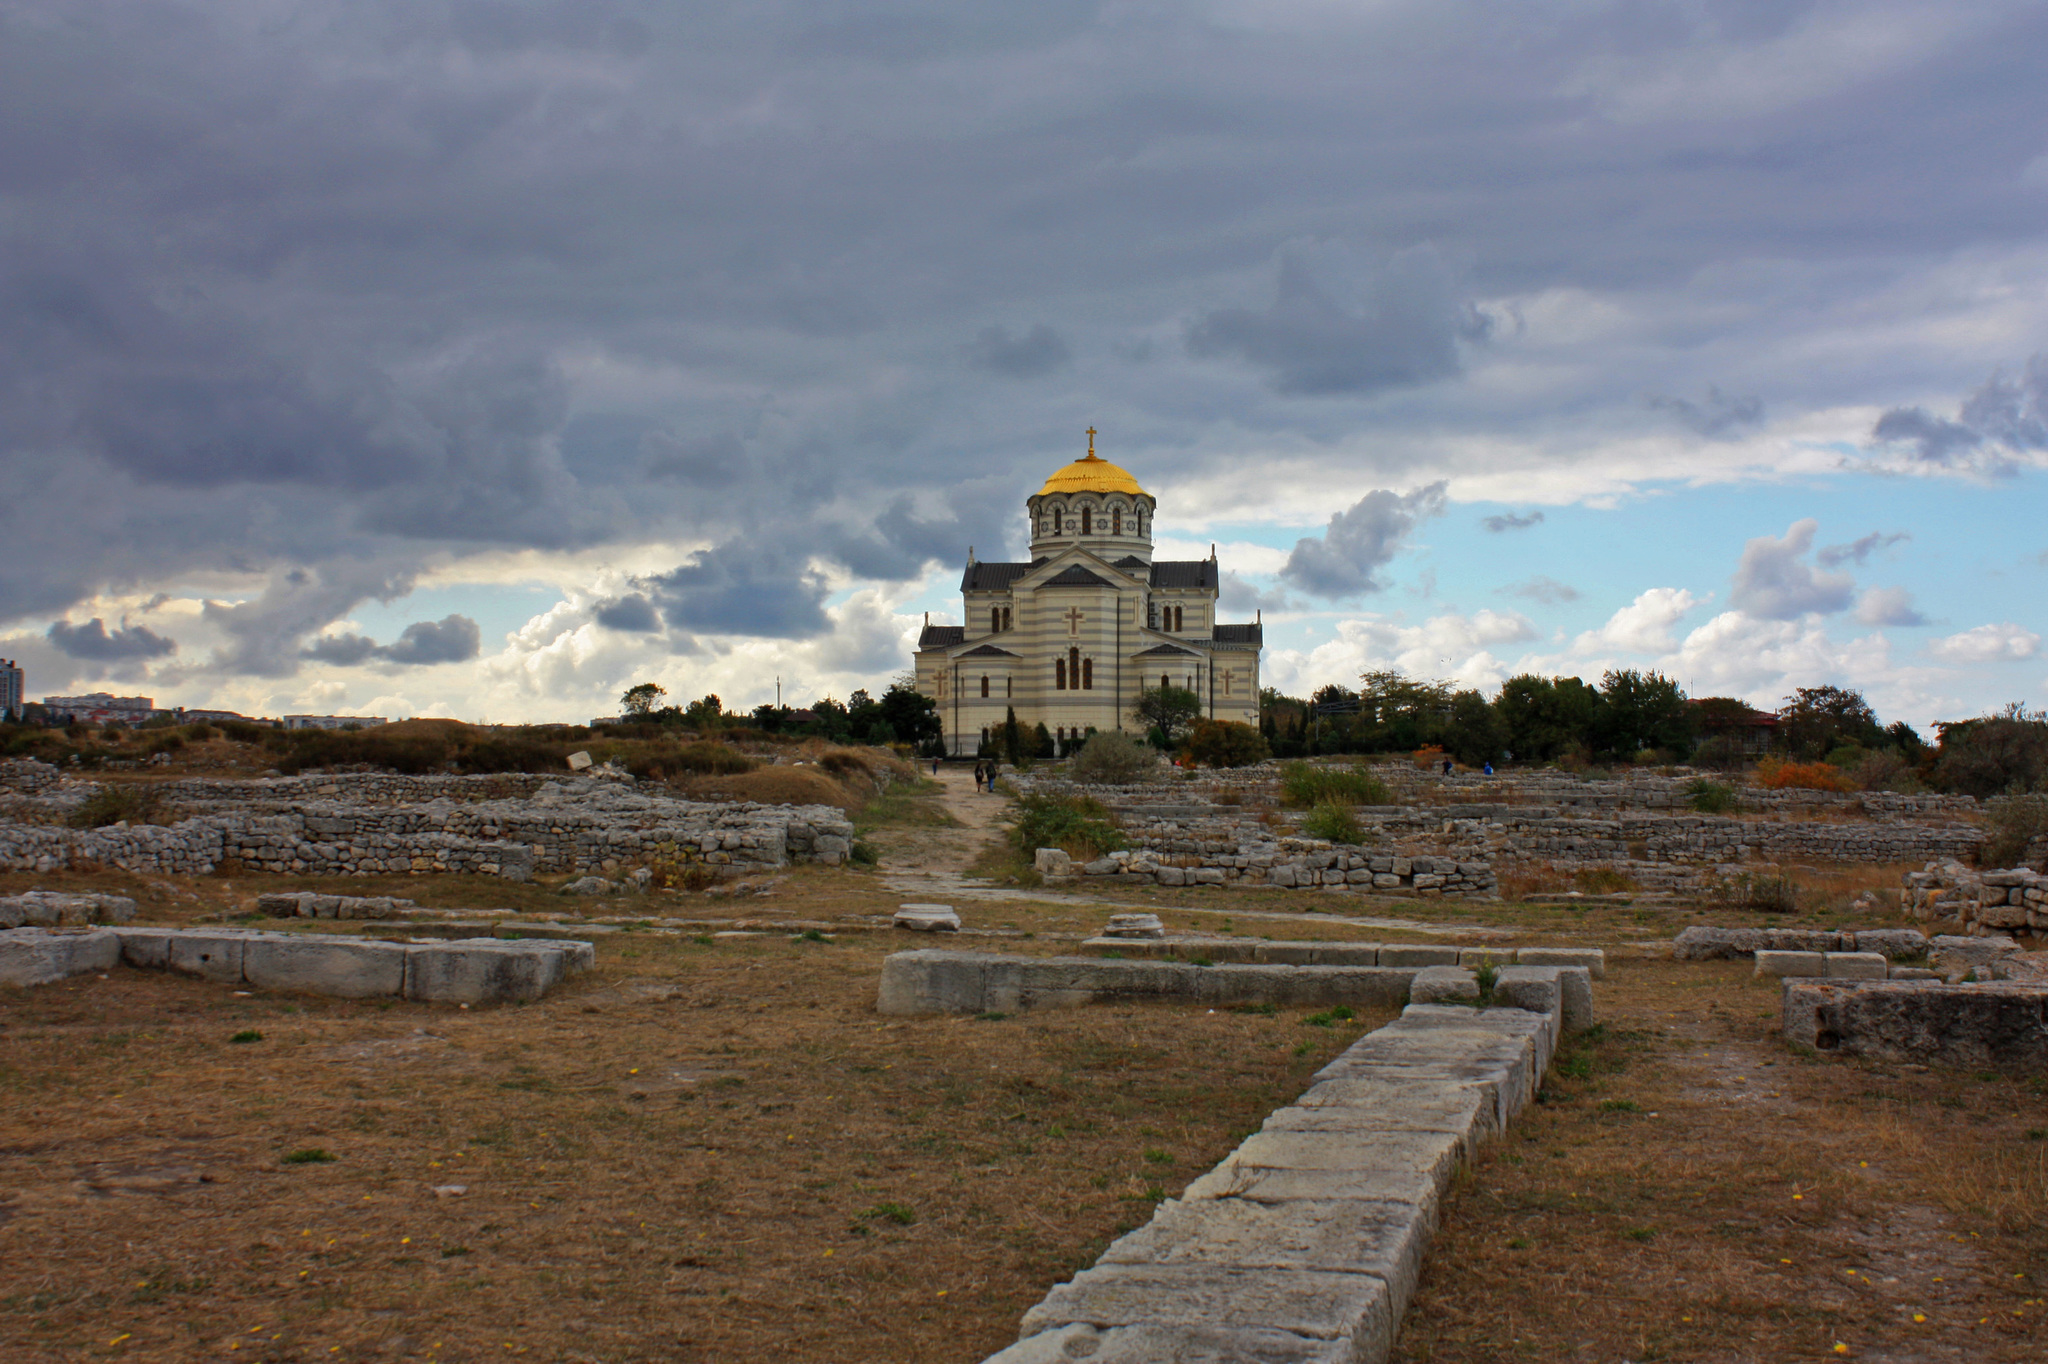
914,436,1262,755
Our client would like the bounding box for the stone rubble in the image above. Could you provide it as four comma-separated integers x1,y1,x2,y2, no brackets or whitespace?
1902,861,2048,934
0,890,139,928
0,771,853,878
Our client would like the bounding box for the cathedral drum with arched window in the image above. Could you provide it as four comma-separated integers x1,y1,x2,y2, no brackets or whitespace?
913,431,1263,755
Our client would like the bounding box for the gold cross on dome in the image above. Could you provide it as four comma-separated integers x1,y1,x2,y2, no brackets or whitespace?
1065,606,1085,635
1085,427,1096,457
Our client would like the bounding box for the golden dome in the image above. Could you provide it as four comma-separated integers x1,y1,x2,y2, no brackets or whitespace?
1037,438,1147,497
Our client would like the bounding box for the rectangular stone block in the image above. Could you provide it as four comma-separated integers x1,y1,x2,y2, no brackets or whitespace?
0,927,121,987
242,936,408,999
1019,1263,1395,1362
1310,943,1380,967
1376,944,1460,968
1514,946,1607,980
1754,949,1825,979
114,926,177,971
404,940,567,1004
1101,1196,1433,1321
1409,965,1477,1005
1823,952,1889,981
166,931,247,984
986,1322,1351,1364
1457,947,1512,969
1489,965,1560,1017
1783,979,2048,1075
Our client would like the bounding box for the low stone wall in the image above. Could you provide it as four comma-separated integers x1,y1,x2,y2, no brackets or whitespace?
982,999,1569,1362
0,757,64,795
1079,937,1605,978
0,890,138,928
1056,845,1498,897
0,776,854,878
1674,925,1930,960
0,925,591,1004
1902,861,2048,934
1782,979,2048,1075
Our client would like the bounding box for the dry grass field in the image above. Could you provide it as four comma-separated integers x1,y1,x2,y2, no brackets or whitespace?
4,768,2044,1362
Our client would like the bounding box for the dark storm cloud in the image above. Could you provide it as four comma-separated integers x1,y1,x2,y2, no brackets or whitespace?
594,595,662,633
1482,511,1545,533
46,618,178,662
1185,247,1489,397
966,324,1072,379
1282,484,1447,598
1647,388,1765,439
1870,356,2048,474
6,0,2048,690
302,615,481,666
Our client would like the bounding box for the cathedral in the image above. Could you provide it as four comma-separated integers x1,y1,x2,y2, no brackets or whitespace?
914,434,1263,755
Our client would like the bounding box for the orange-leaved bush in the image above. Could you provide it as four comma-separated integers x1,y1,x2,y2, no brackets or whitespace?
1755,757,1856,792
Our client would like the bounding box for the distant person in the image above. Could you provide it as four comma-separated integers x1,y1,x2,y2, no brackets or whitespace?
1442,757,1453,777
931,756,940,776
1483,761,1494,776
972,760,985,792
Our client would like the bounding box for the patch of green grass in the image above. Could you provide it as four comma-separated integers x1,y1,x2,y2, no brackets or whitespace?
860,1201,917,1226
974,1011,1009,1023
1231,1003,1278,1016
1299,800,1364,844
1279,762,1391,808
1302,1006,1357,1028
1624,1226,1657,1241
1143,1148,1173,1165
281,1148,336,1165
1600,1099,1642,1113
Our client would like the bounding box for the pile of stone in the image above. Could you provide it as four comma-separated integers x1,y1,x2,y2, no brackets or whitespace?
1,923,591,1003
1902,861,2048,934
0,757,64,795
0,773,854,879
1,890,138,928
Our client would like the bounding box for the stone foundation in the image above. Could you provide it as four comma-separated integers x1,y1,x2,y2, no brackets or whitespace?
1781,978,2048,1075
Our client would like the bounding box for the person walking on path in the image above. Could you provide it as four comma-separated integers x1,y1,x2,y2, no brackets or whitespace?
1441,757,1453,777
931,756,941,777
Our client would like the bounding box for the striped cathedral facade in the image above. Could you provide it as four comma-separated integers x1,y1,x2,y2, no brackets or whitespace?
914,437,1263,755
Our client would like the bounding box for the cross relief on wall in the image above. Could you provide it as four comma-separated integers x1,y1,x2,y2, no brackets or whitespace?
1064,606,1085,636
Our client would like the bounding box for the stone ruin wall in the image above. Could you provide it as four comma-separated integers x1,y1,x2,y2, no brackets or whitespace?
1018,761,1988,896
0,769,854,879
1902,861,2048,935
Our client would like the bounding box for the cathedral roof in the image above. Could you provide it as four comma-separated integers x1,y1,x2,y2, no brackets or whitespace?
1149,560,1218,590
1111,555,1148,569
918,624,966,649
1041,564,1113,587
961,560,1040,591
1134,642,1201,657
1037,452,1147,498
1213,623,1264,646
958,643,1020,657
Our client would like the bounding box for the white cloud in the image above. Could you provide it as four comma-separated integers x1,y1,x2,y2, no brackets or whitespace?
1853,585,1927,627
1730,519,1855,619
1927,622,2042,663
1266,609,1536,695
1572,587,1702,654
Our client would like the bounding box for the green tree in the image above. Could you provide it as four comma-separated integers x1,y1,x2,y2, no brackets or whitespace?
1492,674,1603,761
1133,685,1203,747
876,681,943,750
1776,685,1882,758
1930,704,2048,797
1001,705,1026,768
1596,669,1692,757
1445,689,1507,766
1187,719,1271,767
620,682,666,717
682,694,725,729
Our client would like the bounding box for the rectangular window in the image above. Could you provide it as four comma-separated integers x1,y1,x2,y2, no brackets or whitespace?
1082,658,1093,690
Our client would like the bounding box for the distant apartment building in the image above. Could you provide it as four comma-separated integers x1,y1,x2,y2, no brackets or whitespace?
0,658,22,717
42,693,158,725
282,715,389,731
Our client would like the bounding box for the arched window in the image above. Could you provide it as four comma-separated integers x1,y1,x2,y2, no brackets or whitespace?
1136,509,1143,535
1001,606,1012,631
980,675,990,697
1173,605,1183,632
1056,659,1067,690
1006,676,1012,697
990,607,1001,634
1069,646,1081,689
1113,508,1122,535
1052,507,1062,534
1082,657,1093,690
1161,674,1170,692
1081,507,1092,535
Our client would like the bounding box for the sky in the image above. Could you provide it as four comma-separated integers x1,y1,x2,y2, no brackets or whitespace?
3,0,2046,732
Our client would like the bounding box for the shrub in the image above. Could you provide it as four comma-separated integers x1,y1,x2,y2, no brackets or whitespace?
281,1148,336,1165
1572,867,1638,895
1069,730,1159,785
1011,793,1128,861
1299,800,1363,844
1982,795,2048,868
1278,762,1391,809
1685,779,1739,814
1413,744,1447,770
1711,871,1797,913
184,723,217,742
67,784,167,829
1755,758,1856,793
1186,719,1271,769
